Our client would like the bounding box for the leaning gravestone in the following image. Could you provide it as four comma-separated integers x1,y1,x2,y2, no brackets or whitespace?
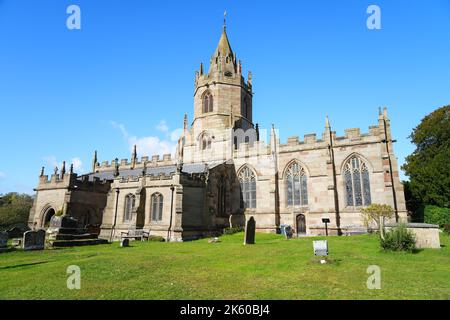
23,230,46,251
244,217,256,245
0,231,8,248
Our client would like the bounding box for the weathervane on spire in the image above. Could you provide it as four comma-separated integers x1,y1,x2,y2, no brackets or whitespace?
223,10,227,30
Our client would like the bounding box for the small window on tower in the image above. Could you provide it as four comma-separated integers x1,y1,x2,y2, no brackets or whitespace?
203,91,213,113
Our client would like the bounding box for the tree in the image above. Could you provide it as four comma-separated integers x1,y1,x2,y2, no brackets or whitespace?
361,204,394,240
402,105,450,208
0,193,34,230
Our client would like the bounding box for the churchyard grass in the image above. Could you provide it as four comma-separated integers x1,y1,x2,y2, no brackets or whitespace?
0,233,449,300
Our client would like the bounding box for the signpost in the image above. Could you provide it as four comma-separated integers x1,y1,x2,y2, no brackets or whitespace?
322,218,330,236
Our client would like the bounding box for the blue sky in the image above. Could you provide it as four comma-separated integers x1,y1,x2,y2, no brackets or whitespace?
0,0,449,194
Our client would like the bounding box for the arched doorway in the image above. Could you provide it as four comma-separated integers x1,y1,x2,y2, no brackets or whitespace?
296,214,306,235
43,208,55,228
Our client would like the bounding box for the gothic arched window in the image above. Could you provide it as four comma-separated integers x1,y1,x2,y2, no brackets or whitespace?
151,193,163,222
202,91,213,113
124,194,135,222
239,167,257,209
285,162,308,207
199,132,212,150
344,156,372,207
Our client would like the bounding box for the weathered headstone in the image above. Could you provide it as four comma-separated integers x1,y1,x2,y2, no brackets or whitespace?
313,240,328,256
285,226,294,239
0,232,8,248
120,238,129,247
23,230,46,251
12,238,22,248
244,217,256,245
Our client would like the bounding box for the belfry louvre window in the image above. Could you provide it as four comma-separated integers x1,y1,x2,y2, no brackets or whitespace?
239,167,256,209
151,193,163,222
202,92,213,113
124,194,135,222
344,156,372,207
285,162,308,207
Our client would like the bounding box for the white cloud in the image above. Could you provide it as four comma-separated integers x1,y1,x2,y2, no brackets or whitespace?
156,120,169,133
111,120,181,158
42,156,85,174
71,157,84,172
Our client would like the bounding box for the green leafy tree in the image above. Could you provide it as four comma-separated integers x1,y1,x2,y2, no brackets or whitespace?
361,204,394,240
402,105,450,208
0,193,34,230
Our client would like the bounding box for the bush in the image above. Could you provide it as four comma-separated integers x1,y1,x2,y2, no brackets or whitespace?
223,226,244,235
420,205,450,228
444,223,450,234
380,224,416,252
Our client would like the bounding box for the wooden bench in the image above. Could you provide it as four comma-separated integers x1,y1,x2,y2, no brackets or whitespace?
120,229,150,241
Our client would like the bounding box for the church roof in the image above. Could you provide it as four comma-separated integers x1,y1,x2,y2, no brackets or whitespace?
81,161,224,182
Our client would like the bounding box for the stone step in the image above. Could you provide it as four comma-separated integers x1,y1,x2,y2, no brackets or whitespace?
51,233,99,241
48,238,109,248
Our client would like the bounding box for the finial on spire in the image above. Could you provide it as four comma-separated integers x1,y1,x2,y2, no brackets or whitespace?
40,167,45,177
325,114,331,129
70,163,74,174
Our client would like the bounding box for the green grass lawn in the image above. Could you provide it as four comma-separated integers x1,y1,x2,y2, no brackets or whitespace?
0,233,449,300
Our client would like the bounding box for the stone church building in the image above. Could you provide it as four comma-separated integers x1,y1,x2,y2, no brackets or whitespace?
28,23,407,241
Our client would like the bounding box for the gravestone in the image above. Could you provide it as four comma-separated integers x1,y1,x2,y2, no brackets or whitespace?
244,217,256,245
12,238,22,248
23,230,46,251
313,240,328,256
120,238,129,247
0,232,8,248
285,226,294,239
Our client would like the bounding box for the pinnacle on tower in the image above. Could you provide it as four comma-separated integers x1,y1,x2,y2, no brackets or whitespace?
61,161,66,177
132,145,137,169
92,150,98,172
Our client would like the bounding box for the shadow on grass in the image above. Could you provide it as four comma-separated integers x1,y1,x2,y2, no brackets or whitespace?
0,261,50,270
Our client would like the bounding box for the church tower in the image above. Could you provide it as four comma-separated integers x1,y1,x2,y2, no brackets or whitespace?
192,17,254,136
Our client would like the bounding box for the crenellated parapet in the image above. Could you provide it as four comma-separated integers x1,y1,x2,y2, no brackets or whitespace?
94,154,175,173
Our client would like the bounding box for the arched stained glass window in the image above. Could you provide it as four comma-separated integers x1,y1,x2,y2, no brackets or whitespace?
124,194,135,222
285,162,308,207
202,91,213,113
239,167,256,209
344,156,372,207
151,193,163,222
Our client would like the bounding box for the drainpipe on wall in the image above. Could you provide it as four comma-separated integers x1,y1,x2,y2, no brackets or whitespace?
167,185,175,242
110,188,120,242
